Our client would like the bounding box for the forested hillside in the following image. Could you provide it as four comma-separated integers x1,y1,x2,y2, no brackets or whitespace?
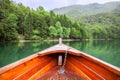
53,1,120,18
0,0,120,41
77,13,120,39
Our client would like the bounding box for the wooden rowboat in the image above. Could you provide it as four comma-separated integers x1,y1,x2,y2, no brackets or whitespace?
0,39,120,80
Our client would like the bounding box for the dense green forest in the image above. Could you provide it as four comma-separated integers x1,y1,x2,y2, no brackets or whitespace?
0,0,120,41
76,13,120,39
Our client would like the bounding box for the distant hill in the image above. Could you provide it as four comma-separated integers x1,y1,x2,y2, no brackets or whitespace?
53,1,120,19
77,13,120,26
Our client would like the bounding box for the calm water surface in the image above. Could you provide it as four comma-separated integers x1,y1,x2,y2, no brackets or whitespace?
0,40,120,68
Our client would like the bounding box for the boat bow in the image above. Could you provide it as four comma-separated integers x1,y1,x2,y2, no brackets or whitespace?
38,44,82,56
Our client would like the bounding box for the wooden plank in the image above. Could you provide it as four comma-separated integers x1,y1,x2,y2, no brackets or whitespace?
66,61,91,80
67,57,104,80
0,56,49,80
81,53,120,75
14,57,52,80
75,56,120,80
28,60,57,80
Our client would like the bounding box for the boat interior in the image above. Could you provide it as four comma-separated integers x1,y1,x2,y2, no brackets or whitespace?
0,51,120,80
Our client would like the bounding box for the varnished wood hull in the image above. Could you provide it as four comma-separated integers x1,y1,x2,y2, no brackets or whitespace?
0,44,120,80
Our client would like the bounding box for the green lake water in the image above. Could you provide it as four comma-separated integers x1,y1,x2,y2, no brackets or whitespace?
0,40,120,68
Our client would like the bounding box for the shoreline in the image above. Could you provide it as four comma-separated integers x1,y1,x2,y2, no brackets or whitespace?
17,39,81,42
14,38,118,42
1,38,119,43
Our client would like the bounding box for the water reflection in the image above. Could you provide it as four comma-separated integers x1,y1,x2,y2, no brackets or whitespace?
0,41,57,67
65,40,120,67
0,40,120,68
